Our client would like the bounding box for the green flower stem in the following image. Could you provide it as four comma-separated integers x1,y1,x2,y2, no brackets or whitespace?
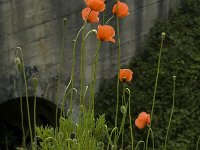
135,141,145,150
17,47,33,145
196,136,200,150
19,72,26,148
83,85,88,103
61,88,77,117
80,24,86,106
60,79,71,117
70,24,86,117
55,18,67,128
114,15,121,146
117,87,128,147
107,127,118,150
80,29,96,106
164,76,176,150
147,125,154,150
89,41,101,110
105,15,114,25
146,33,165,150
118,105,127,139
105,125,114,150
126,88,134,150
33,89,37,149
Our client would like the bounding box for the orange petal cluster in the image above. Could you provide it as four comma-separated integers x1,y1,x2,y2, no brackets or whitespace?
97,25,116,43
119,69,133,82
82,7,99,23
84,0,105,12
135,112,151,129
112,1,129,18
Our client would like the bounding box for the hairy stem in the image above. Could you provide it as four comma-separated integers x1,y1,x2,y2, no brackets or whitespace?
146,33,165,150
164,76,176,150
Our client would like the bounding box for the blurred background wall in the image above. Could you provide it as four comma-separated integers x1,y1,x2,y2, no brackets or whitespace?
0,0,180,104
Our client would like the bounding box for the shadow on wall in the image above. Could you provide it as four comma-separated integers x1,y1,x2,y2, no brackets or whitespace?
0,97,60,149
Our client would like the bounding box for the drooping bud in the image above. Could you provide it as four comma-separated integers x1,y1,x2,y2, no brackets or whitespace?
120,106,127,115
15,57,21,72
32,77,38,91
91,29,97,34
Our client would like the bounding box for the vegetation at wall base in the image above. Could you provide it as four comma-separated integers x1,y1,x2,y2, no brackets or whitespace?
95,0,200,149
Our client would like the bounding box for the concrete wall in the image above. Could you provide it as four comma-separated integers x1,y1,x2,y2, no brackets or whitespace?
0,0,180,105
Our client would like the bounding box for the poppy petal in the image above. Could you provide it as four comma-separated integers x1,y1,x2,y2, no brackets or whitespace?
82,7,99,23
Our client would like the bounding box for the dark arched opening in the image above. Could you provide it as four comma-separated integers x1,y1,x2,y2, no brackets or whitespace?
0,97,61,149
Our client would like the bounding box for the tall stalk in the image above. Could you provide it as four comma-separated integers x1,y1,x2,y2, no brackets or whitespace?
16,47,33,145
79,25,86,106
89,41,101,110
146,32,165,150
196,136,200,150
114,14,121,147
33,77,38,150
126,88,134,150
164,75,176,150
20,75,26,148
55,18,67,128
15,57,26,148
70,24,86,117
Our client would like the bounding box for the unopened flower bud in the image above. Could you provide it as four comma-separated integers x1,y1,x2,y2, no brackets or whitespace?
173,75,176,80
111,145,117,150
15,57,20,64
92,29,97,34
120,106,127,115
32,77,38,90
15,57,21,72
63,18,67,26
161,32,166,39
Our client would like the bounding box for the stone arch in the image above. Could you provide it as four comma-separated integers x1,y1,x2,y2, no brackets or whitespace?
0,96,60,149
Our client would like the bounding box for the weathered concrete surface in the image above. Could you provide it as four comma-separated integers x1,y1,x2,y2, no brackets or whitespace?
0,0,180,105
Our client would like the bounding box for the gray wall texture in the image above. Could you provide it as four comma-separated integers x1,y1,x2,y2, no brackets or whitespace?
0,0,180,105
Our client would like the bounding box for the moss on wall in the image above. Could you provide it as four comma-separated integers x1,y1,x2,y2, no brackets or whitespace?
95,0,200,149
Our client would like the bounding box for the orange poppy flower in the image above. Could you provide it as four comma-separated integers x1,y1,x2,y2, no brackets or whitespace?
82,7,99,23
97,25,116,43
119,69,133,82
135,112,151,129
112,1,129,18
84,0,105,12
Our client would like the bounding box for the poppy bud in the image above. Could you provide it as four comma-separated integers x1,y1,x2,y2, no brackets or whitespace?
111,145,117,150
173,75,176,80
63,18,67,26
120,106,127,115
15,57,21,72
32,77,38,91
92,29,97,34
161,32,166,39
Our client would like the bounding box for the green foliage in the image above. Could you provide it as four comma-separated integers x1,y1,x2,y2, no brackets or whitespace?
95,0,200,149
36,107,107,150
